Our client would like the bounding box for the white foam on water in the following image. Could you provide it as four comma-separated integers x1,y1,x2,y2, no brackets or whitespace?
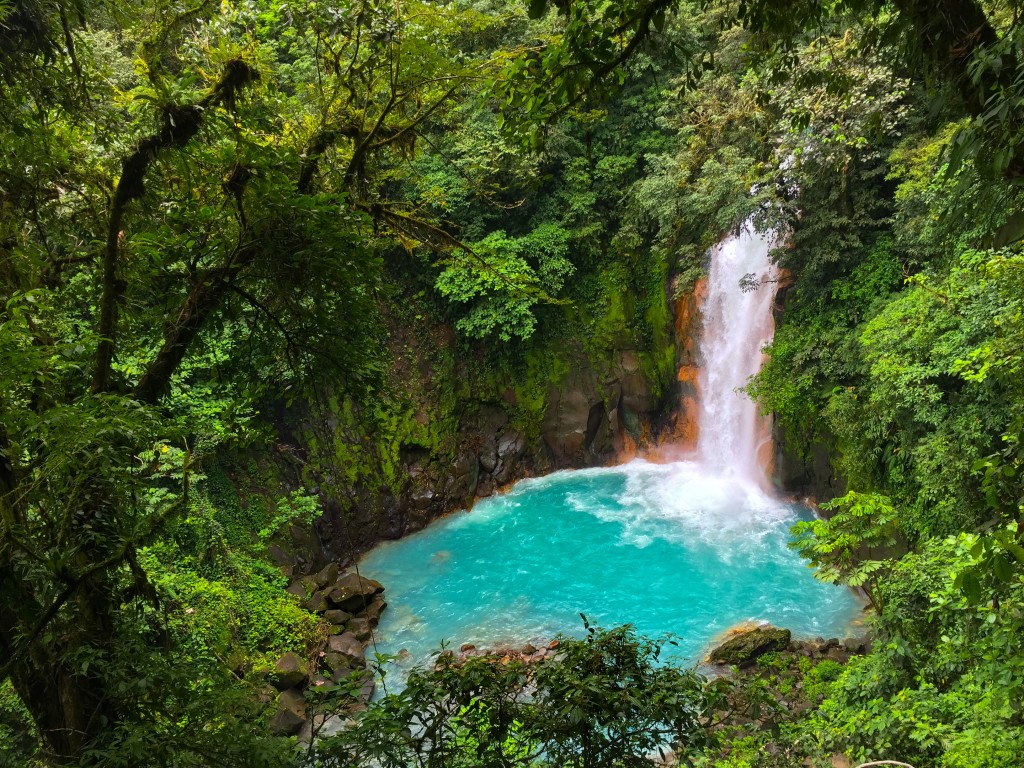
563,459,797,561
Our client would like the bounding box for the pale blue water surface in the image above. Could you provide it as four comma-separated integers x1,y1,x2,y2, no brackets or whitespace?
359,459,863,678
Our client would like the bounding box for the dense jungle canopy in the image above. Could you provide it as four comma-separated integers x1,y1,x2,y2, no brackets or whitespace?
1,0,1024,765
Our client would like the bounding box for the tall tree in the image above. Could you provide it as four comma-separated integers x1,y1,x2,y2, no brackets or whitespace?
0,0,494,761
519,0,1024,178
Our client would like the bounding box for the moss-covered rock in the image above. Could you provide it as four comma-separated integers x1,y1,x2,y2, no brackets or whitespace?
270,652,309,690
709,626,792,667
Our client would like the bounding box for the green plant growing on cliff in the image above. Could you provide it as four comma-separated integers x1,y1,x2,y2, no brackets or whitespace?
435,224,573,341
258,492,322,546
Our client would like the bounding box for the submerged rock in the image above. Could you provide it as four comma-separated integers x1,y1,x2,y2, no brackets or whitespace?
708,626,791,667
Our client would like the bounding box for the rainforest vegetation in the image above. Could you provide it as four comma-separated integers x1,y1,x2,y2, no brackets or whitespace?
2,0,1024,765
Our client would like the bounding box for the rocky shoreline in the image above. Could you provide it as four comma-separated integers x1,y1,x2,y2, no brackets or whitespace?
266,555,871,749
447,638,569,666
705,623,870,668
267,566,388,740
439,623,870,671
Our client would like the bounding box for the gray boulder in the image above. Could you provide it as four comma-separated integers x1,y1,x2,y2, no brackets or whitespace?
452,451,479,498
268,707,305,736
302,590,328,613
479,437,498,473
323,609,353,626
270,652,309,690
313,562,339,588
363,596,387,627
326,572,384,613
268,688,307,736
327,633,366,667
322,652,350,673
346,617,372,642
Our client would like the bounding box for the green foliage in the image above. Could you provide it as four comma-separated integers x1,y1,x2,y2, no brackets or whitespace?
3,0,1024,764
258,492,322,546
806,533,1024,767
319,624,712,768
803,658,844,701
435,224,573,341
486,0,688,146
143,547,323,675
0,0,502,760
0,679,38,767
791,492,901,611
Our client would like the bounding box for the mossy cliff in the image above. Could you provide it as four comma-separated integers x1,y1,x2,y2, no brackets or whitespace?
272,251,686,564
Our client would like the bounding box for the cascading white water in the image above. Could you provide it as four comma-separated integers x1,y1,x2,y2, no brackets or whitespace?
696,219,781,482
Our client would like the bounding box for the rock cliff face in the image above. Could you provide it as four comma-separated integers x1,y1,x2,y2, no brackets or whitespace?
667,277,706,451
270,274,689,565
771,422,847,501
766,281,846,502
306,339,677,564
539,348,663,465
265,260,847,571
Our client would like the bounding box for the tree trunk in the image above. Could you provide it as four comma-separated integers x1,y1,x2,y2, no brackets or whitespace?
10,661,113,764
4,585,121,764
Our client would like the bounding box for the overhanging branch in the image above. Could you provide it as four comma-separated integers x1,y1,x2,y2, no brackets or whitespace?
91,59,259,394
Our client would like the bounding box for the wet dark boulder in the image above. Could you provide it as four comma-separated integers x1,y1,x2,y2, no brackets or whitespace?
302,590,328,613
268,706,305,736
323,608,353,626
326,572,384,612
709,626,792,668
327,632,366,667
313,562,339,588
493,430,527,484
268,688,307,736
346,617,372,642
270,652,309,690
363,595,388,627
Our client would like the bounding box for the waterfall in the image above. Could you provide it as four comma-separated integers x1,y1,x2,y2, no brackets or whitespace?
695,219,781,483
361,220,865,685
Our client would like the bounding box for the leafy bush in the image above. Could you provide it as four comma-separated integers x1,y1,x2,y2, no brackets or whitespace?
435,224,573,341
319,624,712,768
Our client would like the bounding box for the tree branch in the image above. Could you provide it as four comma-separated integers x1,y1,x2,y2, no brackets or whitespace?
132,242,258,405
91,59,258,394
